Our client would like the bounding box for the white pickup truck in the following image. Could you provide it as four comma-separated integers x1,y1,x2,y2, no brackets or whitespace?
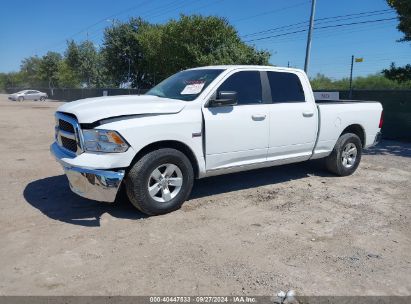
51,65,383,215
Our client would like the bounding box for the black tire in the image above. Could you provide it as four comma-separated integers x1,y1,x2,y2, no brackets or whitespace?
125,148,194,215
18,96,24,102
326,133,362,176
40,96,46,101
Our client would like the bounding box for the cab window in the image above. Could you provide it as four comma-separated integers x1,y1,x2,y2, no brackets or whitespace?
267,71,305,103
217,71,263,105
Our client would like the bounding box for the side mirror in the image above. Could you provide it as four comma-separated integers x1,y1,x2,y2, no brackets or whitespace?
209,91,237,107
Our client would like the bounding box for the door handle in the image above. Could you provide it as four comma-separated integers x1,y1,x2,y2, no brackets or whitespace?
252,114,266,121
302,111,314,117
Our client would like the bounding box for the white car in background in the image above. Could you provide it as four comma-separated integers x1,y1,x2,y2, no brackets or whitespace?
8,90,48,101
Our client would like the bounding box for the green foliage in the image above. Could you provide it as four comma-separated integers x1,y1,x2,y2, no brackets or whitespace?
387,0,411,42
102,18,148,88
102,15,270,88
383,62,411,83
310,73,411,90
0,73,8,92
148,15,270,78
38,51,62,89
20,56,44,87
58,61,81,88
65,40,105,87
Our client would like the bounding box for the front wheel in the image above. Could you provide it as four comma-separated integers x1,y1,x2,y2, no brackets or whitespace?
18,96,24,102
40,96,46,101
325,133,362,176
125,148,194,215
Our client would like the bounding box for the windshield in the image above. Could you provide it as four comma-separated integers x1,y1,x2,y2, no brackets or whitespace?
146,69,224,101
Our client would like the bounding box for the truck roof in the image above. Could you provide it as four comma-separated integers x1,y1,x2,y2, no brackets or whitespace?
188,65,305,74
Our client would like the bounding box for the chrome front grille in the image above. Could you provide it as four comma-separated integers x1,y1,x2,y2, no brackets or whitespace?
59,119,75,133
61,136,78,152
55,112,83,156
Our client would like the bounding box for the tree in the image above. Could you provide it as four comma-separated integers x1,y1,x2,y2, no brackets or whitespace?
139,15,270,85
0,73,8,92
383,63,411,83
38,51,62,94
20,56,43,87
387,0,411,42
102,18,148,88
102,15,270,88
58,61,81,88
65,40,81,70
65,40,105,87
382,1,410,83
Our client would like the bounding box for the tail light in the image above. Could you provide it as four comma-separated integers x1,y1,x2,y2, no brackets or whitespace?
379,111,384,129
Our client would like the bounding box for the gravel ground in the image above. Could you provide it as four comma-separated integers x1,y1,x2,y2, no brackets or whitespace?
0,94,410,296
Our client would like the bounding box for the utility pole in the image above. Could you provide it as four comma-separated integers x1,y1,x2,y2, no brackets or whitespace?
349,55,354,99
304,0,317,74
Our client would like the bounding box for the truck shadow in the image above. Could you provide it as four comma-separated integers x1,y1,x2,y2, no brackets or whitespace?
23,176,147,227
23,160,332,226
364,140,411,158
191,160,331,199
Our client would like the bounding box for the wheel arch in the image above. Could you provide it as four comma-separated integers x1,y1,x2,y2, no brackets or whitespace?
129,140,200,178
340,124,366,147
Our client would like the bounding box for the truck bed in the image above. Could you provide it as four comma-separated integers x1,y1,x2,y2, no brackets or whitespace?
312,101,382,159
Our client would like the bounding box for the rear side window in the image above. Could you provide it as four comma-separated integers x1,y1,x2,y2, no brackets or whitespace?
217,71,262,105
267,71,305,102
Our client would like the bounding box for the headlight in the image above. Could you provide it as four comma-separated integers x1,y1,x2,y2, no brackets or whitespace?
82,129,129,153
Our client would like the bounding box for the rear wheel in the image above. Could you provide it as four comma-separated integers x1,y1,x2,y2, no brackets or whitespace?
18,96,24,102
40,96,46,101
325,133,362,176
125,148,194,215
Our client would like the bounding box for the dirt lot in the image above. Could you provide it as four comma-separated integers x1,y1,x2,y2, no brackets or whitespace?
0,94,410,296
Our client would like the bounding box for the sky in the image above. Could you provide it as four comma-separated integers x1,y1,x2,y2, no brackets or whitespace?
0,0,410,79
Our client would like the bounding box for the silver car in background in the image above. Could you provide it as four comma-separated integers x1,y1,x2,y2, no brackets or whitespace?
8,90,48,101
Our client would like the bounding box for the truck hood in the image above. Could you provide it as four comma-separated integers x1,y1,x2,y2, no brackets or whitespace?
57,95,186,123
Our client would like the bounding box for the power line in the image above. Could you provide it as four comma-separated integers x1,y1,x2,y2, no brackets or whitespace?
38,0,192,53
233,0,310,23
242,9,395,38
85,0,225,45
245,17,398,42
256,22,397,51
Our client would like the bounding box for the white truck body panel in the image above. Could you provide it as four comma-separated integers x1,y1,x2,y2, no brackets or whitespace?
57,95,186,124
313,102,383,158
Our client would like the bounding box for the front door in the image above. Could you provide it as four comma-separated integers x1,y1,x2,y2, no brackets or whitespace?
203,71,270,171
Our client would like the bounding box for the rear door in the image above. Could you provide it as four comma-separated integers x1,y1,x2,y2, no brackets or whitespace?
265,71,317,161
203,70,270,170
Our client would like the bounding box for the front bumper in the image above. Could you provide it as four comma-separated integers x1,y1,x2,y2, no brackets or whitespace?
50,142,125,202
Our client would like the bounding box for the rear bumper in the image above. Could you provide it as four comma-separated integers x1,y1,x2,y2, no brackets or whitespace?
50,142,125,202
